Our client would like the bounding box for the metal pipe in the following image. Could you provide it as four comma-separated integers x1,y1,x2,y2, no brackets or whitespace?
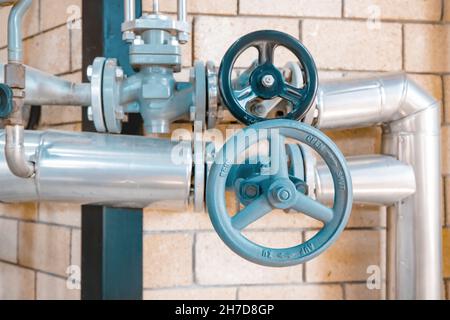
177,0,186,22
1,64,91,106
124,0,135,22
7,0,32,63
317,73,442,300
153,0,159,13
315,155,416,206
4,125,34,178
0,130,192,208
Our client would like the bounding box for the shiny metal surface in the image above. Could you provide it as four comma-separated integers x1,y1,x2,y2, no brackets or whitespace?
0,63,91,106
0,130,192,208
4,125,34,178
7,0,32,63
316,155,416,206
124,0,135,22
318,73,442,300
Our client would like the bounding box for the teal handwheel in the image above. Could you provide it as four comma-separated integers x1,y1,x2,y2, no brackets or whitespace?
206,119,352,267
219,30,319,125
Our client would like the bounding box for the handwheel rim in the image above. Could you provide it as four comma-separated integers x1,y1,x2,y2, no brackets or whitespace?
206,120,352,267
219,30,319,125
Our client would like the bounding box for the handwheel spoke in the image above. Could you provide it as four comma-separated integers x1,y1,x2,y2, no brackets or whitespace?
280,83,306,104
256,42,276,65
269,132,289,178
292,192,334,224
231,196,272,230
235,86,257,107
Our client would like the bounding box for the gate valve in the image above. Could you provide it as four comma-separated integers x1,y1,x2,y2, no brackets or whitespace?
206,119,353,267
219,30,318,125
0,83,13,118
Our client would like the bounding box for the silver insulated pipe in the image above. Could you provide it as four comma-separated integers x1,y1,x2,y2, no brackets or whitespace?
0,130,192,208
317,73,441,300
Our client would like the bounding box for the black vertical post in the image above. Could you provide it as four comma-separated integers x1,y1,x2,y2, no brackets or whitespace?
81,0,143,300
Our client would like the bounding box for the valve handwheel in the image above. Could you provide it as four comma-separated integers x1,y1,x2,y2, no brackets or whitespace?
219,30,319,125
206,119,352,267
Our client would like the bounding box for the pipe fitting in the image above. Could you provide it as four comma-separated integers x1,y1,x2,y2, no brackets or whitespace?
4,125,34,178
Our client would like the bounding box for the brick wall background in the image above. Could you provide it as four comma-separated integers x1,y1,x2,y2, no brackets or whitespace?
0,0,449,300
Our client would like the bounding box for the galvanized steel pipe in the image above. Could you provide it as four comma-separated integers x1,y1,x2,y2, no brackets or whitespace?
0,130,192,208
317,73,442,300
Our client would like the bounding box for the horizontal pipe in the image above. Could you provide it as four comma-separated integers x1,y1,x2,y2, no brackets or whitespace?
317,73,437,130
0,130,192,208
315,155,416,206
1,64,91,106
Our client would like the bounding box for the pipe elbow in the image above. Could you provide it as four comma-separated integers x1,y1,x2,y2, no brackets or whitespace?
4,125,34,178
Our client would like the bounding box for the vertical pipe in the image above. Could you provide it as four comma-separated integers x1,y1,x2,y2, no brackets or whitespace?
7,0,32,63
177,0,186,22
124,0,135,22
153,0,159,13
383,105,442,300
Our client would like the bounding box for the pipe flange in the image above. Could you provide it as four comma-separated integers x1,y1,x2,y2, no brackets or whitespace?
193,61,207,212
102,58,125,134
206,61,219,129
88,57,107,133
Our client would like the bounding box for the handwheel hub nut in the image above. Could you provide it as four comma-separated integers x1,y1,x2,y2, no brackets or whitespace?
268,180,297,209
262,74,275,88
277,188,291,201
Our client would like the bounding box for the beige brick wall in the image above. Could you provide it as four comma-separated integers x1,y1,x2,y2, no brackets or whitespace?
0,0,449,300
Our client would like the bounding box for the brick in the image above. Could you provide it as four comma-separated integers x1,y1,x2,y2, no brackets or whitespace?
303,20,402,71
442,126,450,175
0,48,6,63
38,203,81,227
305,230,384,282
36,272,80,300
144,207,213,232
344,283,383,300
408,74,443,102
39,72,83,126
405,24,450,73
345,0,442,21
446,178,450,226
445,0,450,21
325,127,382,156
144,287,237,300
18,222,71,276
71,229,81,267
0,218,17,263
23,26,71,75
240,0,341,18
238,284,343,300
70,24,82,71
195,232,303,285
144,206,323,232
40,0,82,31
40,122,82,132
444,76,450,124
143,233,193,288
145,0,238,15
194,16,300,67
447,280,450,300
444,228,450,278
0,0,39,48
347,205,386,228
0,203,37,221
0,261,35,300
